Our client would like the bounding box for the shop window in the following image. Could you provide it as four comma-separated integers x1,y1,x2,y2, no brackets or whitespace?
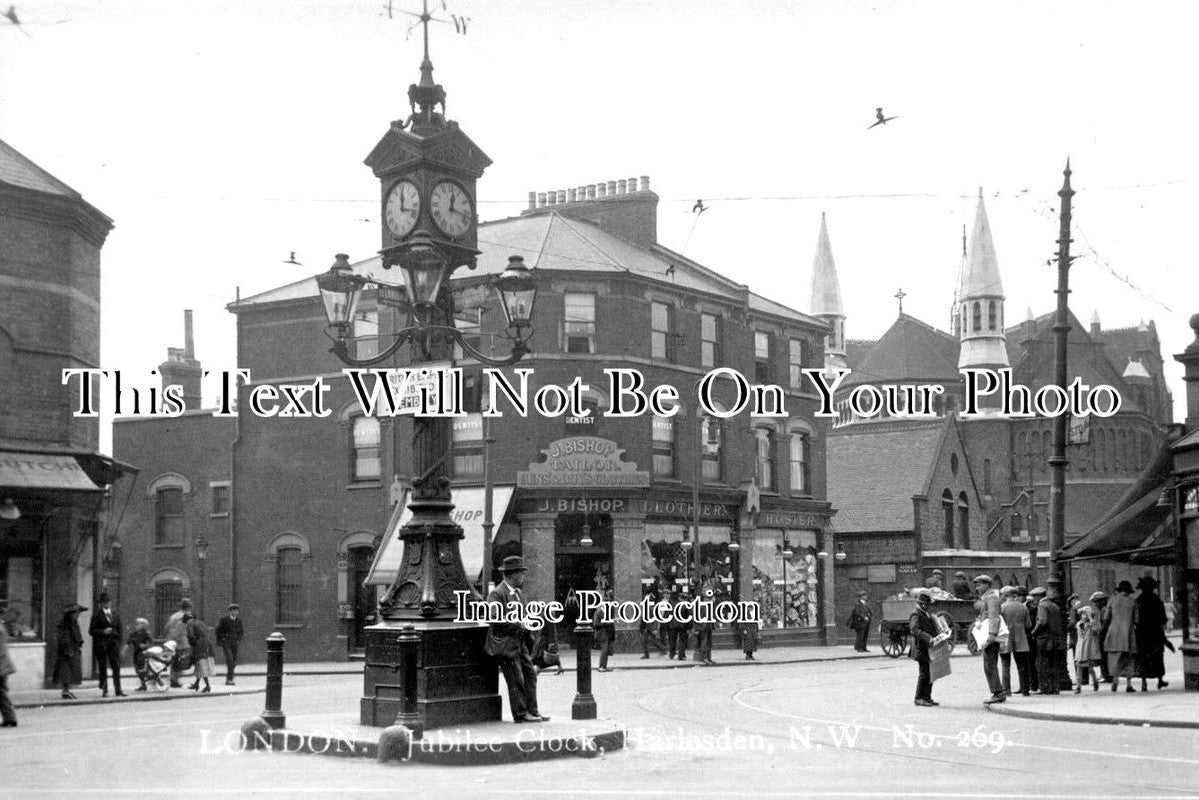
754,331,774,384
155,487,185,545
351,415,381,482
652,416,676,478
754,426,776,491
789,431,809,494
789,338,806,389
276,546,304,625
563,293,595,354
702,415,722,482
452,413,484,478
153,580,183,638
210,483,230,517
651,301,676,362
701,313,722,368
942,489,955,547
1,538,44,641
750,529,818,628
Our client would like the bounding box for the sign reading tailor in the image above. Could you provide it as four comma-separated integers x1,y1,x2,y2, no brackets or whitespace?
517,436,650,488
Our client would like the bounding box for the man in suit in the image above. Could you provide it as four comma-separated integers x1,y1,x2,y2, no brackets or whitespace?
215,604,244,686
1000,586,1032,696
484,556,548,723
1025,586,1044,692
908,590,941,706
1031,585,1068,695
848,590,873,652
88,590,125,697
973,575,1005,704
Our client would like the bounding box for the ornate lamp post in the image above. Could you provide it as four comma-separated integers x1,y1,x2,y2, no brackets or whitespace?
194,536,209,620
317,247,537,729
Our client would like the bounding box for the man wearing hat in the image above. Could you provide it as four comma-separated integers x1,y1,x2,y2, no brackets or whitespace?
908,590,941,706
484,556,548,723
951,572,973,601
1030,584,1067,694
1025,587,1046,692
924,569,944,590
215,603,244,686
88,590,125,697
848,590,873,652
973,574,1005,704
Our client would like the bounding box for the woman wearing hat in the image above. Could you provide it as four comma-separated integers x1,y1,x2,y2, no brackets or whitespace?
1133,576,1169,691
54,603,86,700
1102,580,1140,691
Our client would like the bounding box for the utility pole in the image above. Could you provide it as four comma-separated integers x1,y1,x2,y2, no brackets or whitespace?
1048,159,1075,597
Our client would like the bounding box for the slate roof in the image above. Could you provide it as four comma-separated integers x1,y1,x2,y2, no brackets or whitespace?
0,138,80,198
841,314,960,388
233,211,824,327
827,418,947,532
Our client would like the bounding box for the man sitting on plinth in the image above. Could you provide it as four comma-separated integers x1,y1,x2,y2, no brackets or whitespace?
485,556,549,724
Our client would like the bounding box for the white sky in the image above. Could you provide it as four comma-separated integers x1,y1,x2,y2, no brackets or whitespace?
3,0,1197,452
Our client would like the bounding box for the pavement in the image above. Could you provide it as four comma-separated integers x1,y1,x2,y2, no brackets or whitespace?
986,676,1199,729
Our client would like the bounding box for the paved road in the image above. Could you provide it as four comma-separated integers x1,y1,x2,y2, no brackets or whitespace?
3,654,1196,798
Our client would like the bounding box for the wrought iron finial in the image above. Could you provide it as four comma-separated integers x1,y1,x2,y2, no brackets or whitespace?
895,288,906,316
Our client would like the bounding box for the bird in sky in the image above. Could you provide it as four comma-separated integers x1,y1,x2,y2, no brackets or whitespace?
692,199,708,214
283,252,303,266
867,107,898,130
4,5,33,38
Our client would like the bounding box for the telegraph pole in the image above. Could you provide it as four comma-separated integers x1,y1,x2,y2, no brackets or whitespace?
1048,159,1075,597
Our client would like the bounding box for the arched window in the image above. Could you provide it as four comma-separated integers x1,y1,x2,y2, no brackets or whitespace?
351,415,381,481
971,302,981,333
1010,511,1024,539
988,301,997,331
942,489,955,547
147,568,190,637
958,492,970,549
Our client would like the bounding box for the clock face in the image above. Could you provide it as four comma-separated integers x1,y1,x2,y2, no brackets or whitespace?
384,180,421,238
429,180,473,239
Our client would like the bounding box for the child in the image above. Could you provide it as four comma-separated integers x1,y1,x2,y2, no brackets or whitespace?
127,618,153,691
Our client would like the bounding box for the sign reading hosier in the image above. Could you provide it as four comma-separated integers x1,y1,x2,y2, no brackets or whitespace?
517,436,651,488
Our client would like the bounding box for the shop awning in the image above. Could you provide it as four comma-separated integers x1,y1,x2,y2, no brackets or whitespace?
364,485,516,587
0,452,101,492
1059,442,1175,564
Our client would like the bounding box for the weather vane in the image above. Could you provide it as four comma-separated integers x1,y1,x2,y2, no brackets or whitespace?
385,0,470,43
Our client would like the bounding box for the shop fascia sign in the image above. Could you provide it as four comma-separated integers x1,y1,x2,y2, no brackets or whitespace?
756,510,825,530
517,436,650,488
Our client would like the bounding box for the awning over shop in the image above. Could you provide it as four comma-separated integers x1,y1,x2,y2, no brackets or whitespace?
0,452,101,492
1059,442,1175,564
364,485,516,587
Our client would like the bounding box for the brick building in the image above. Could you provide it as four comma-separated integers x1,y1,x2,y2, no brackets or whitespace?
813,194,1174,624
0,138,131,689
111,178,840,662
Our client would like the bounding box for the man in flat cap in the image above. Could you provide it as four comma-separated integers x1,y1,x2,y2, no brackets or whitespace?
908,590,940,706
973,574,1005,704
1025,586,1046,692
484,556,548,723
924,569,944,590
215,603,244,686
1030,584,1067,694
848,590,873,652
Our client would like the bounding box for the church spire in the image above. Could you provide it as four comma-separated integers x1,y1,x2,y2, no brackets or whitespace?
957,189,1009,372
809,212,847,369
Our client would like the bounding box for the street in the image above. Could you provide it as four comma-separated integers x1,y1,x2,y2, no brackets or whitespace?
3,651,1197,798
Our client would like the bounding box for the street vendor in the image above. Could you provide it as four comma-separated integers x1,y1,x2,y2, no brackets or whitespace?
909,590,941,707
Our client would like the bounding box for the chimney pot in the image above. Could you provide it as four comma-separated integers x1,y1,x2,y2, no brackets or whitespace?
607,180,617,196
557,190,567,204
597,183,607,198
577,186,587,202
184,309,195,359
617,179,628,195
567,188,576,203
546,191,556,206
527,191,536,210
628,177,638,192
537,192,547,207
640,175,650,191
587,184,596,200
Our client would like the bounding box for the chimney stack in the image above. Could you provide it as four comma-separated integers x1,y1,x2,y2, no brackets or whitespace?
184,309,195,359
519,174,659,247
158,309,203,411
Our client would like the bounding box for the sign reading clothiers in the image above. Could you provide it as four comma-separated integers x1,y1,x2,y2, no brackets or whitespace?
517,436,650,488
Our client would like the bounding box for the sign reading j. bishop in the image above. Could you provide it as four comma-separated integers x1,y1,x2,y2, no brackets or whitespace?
516,436,651,488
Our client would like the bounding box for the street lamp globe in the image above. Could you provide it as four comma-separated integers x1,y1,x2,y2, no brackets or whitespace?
494,255,536,329
194,537,209,561
315,253,363,332
395,236,449,307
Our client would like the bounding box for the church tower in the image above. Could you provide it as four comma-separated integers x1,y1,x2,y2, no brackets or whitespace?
957,191,1009,372
809,213,847,369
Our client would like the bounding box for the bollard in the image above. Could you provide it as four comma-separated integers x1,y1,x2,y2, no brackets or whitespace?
261,631,286,729
394,624,423,738
572,622,597,720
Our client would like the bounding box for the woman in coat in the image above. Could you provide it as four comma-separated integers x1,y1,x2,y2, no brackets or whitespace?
1133,576,1169,691
53,603,86,699
184,613,215,693
1102,581,1140,691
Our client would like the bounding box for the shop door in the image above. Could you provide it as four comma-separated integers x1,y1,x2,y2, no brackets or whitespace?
349,546,377,653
